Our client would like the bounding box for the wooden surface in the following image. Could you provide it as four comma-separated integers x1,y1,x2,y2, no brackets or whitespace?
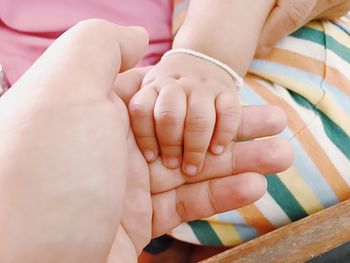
202,200,350,263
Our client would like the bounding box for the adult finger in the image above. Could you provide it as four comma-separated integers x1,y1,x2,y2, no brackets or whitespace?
183,91,216,176
210,88,241,155
150,138,294,194
237,105,287,140
151,173,267,237
256,0,317,57
12,19,149,99
154,85,187,169
129,87,159,162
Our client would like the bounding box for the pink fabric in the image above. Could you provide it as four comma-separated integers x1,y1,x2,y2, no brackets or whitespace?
0,0,173,84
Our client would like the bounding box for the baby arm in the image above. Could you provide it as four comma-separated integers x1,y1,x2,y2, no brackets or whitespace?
129,0,276,176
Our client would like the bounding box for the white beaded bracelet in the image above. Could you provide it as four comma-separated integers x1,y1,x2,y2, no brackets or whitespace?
161,48,244,89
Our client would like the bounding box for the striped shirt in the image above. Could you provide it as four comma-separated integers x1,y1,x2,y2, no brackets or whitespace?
170,1,350,246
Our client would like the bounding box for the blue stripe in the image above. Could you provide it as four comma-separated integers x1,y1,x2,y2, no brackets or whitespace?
251,60,350,115
240,82,268,106
283,128,339,207
334,21,350,35
330,21,350,38
216,211,258,242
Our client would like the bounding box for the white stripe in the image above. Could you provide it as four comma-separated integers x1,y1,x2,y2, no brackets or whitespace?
254,192,291,228
325,22,350,48
325,49,350,79
271,82,318,132
308,119,350,186
279,86,350,187
276,36,350,80
170,223,200,245
256,79,318,138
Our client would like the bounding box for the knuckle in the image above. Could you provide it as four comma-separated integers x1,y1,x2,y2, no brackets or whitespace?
220,105,241,119
184,151,206,167
231,144,238,172
186,116,213,133
155,110,183,127
141,77,156,87
136,137,157,149
216,131,235,142
175,194,190,222
207,181,220,213
217,107,240,136
162,139,182,147
185,149,206,156
137,135,156,141
128,103,150,118
161,145,182,154
224,104,241,114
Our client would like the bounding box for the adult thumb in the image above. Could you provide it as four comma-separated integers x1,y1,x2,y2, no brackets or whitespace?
256,0,316,58
12,19,149,98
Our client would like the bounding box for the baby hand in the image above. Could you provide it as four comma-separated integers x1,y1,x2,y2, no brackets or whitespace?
129,54,241,176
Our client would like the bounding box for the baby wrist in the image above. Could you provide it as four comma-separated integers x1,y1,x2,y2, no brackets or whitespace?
162,48,244,89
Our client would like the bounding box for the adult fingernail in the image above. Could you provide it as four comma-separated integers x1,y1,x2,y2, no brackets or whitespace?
213,145,224,154
144,150,155,162
184,165,197,176
166,158,179,168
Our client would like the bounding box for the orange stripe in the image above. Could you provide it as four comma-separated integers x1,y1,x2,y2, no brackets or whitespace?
262,48,350,97
238,205,275,235
246,76,350,201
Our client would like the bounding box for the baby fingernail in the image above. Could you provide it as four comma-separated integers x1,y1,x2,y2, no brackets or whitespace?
166,158,179,168
144,150,155,162
213,145,224,154
185,165,197,176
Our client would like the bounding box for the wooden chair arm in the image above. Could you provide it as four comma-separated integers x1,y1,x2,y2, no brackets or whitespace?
202,199,350,263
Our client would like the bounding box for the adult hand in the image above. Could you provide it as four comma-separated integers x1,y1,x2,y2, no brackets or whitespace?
0,19,149,263
0,20,293,263
257,0,350,57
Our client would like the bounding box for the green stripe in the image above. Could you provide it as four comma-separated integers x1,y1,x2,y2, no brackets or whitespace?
289,90,315,111
267,174,308,221
319,111,350,160
289,91,350,160
291,26,350,63
188,220,223,246
291,26,325,45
